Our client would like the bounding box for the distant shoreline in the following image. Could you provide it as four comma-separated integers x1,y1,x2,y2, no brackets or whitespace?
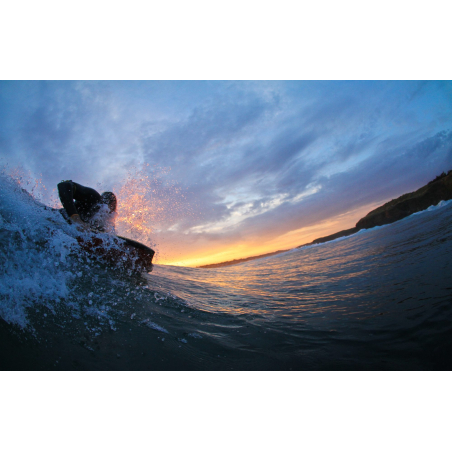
198,170,452,269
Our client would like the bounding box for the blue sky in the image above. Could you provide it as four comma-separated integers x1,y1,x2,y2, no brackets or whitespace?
1,80,451,265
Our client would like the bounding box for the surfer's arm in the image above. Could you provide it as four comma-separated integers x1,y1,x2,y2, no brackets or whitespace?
58,181,78,217
68,213,90,231
104,212,117,234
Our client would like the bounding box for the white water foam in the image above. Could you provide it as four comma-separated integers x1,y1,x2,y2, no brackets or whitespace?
0,174,80,326
0,173,130,328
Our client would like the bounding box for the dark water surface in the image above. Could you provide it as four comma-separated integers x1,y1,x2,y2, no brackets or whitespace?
1,173,451,370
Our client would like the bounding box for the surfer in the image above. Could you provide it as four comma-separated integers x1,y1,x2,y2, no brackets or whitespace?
57,180,117,233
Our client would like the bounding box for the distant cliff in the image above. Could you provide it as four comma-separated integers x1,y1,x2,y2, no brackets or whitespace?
355,170,452,230
198,170,452,268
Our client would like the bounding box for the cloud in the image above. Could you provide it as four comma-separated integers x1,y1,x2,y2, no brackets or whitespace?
222,128,452,242
1,80,452,264
140,88,280,170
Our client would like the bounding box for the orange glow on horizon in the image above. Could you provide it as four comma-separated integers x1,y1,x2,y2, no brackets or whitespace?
163,200,383,267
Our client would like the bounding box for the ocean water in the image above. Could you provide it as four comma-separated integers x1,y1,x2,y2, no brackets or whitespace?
1,172,452,370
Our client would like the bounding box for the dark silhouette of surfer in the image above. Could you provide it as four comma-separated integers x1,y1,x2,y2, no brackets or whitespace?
58,180,117,233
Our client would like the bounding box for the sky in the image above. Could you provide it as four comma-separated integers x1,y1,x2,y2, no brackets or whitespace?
1,80,452,266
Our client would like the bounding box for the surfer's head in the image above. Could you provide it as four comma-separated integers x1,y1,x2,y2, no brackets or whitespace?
101,192,117,213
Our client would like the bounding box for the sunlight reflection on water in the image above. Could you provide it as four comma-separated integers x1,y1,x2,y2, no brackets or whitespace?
150,201,452,336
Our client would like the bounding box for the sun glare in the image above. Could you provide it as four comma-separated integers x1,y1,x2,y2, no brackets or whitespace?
113,164,192,260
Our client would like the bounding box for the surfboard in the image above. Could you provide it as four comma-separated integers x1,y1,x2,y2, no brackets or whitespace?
76,234,155,273
45,206,155,273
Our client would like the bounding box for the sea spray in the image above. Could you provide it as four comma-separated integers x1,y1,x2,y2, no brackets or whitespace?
112,164,196,263
0,173,76,326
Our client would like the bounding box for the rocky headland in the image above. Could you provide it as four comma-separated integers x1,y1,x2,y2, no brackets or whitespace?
355,170,452,229
199,170,452,269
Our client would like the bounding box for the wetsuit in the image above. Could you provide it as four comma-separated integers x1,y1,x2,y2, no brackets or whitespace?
58,180,116,233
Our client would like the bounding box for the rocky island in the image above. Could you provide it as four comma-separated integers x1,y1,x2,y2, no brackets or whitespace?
199,170,452,268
